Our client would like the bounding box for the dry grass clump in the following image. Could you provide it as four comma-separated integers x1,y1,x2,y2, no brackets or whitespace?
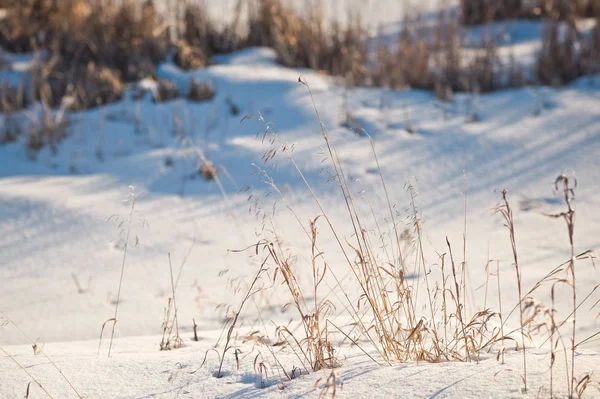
0,112,23,143
152,79,180,103
55,0,168,83
174,0,597,93
0,0,69,52
466,39,501,92
173,41,208,71
373,12,505,97
536,18,600,85
0,0,167,112
0,0,596,114
160,254,184,351
179,2,246,58
373,26,431,90
460,0,600,88
172,0,241,70
580,15,600,77
186,78,215,102
247,1,369,85
30,56,124,110
32,57,124,110
461,0,524,25
218,81,506,383
175,0,370,84
461,0,599,25
537,22,580,85
259,218,336,372
199,161,218,181
0,81,28,145
74,64,124,109
202,81,600,399
0,81,27,113
0,0,168,80
25,106,69,157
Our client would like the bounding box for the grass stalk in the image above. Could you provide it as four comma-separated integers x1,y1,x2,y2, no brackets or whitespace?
497,189,526,392
0,345,53,398
107,185,137,357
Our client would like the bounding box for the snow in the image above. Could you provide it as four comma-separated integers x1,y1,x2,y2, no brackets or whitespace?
1,335,599,398
1,7,600,398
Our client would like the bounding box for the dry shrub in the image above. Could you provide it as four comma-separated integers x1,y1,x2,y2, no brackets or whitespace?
580,16,600,77
186,78,215,102
180,3,244,57
461,0,599,25
431,12,466,92
432,13,507,94
26,106,69,157
0,0,170,114
31,56,123,110
0,81,27,113
327,18,370,85
461,0,531,25
0,81,27,144
56,0,168,82
466,39,500,92
152,79,180,103
537,22,584,85
159,254,184,351
373,33,429,89
30,55,67,108
171,0,594,93
173,41,208,71
0,0,168,69
373,11,502,98
247,1,369,85
0,0,596,116
74,64,124,109
0,0,69,52
0,0,168,103
0,112,23,143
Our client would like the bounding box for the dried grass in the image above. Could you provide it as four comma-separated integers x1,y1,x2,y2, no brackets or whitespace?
0,0,168,115
152,79,180,103
0,80,27,113
199,161,218,181
248,1,369,85
159,254,184,351
536,16,600,86
496,190,528,392
199,79,600,399
224,80,507,376
0,112,22,143
25,105,69,157
179,1,246,57
173,41,208,71
186,78,215,103
461,0,600,25
0,0,596,118
98,186,138,358
31,57,124,110
373,11,507,99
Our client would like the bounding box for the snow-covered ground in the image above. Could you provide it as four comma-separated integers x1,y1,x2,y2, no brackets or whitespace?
2,335,599,398
1,10,600,399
